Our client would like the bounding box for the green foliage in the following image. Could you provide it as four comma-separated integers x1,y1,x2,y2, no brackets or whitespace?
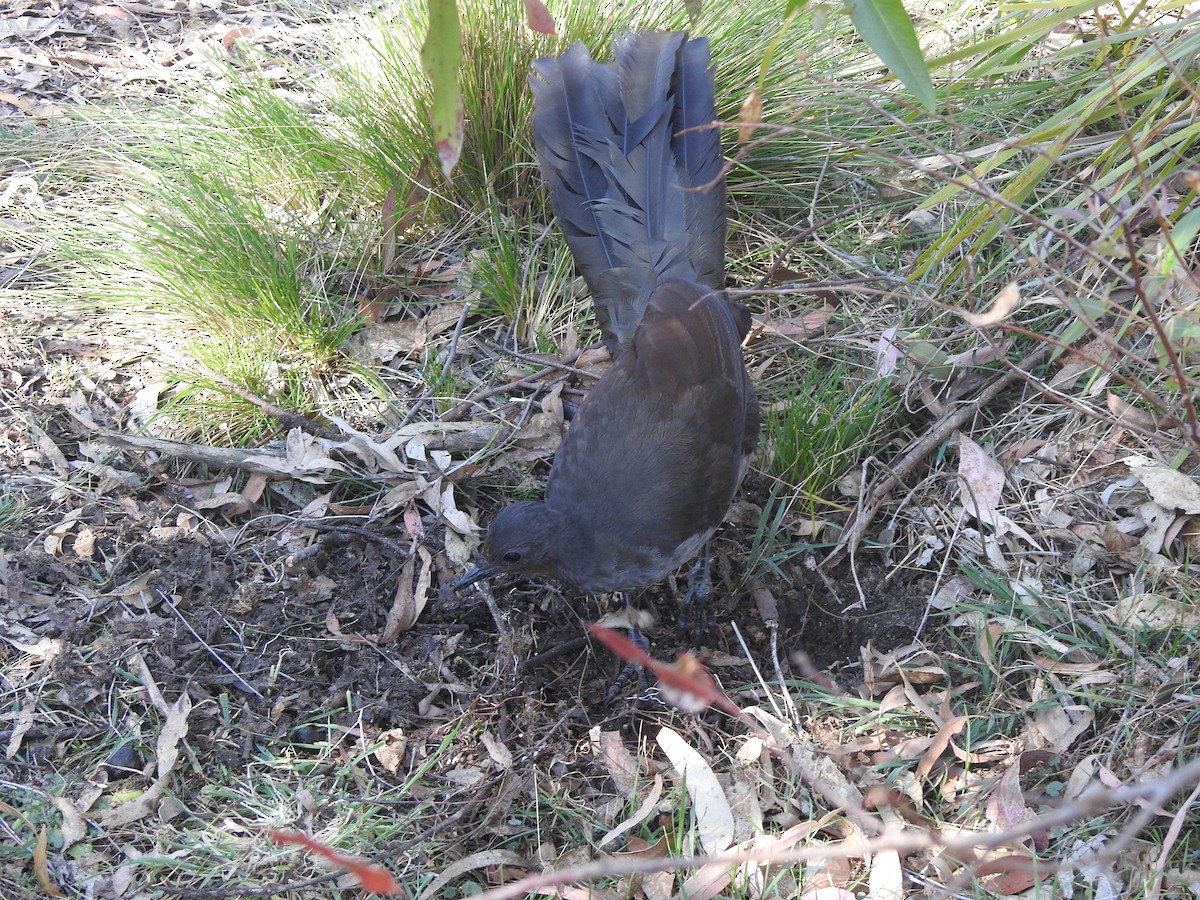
460,198,589,351
912,10,1200,282
766,360,898,508
421,0,464,177
420,348,468,415
129,168,359,357
843,0,935,108
0,491,22,536
162,334,327,445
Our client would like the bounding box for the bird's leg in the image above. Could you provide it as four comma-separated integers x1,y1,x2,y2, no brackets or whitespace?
678,545,714,639
604,592,651,703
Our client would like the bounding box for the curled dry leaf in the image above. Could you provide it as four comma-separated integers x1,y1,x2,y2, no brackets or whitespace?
221,25,255,50
1031,703,1094,753
52,796,89,849
362,302,469,363
961,282,1019,326
243,428,345,482
382,544,434,639
916,713,967,782
415,849,527,900
1107,392,1164,432
736,88,762,144
373,728,408,774
759,310,831,340
875,326,901,377
98,692,191,826
596,773,664,849
657,726,736,854
1124,454,1200,514
750,578,778,624
523,0,556,34
34,827,64,898
479,729,513,769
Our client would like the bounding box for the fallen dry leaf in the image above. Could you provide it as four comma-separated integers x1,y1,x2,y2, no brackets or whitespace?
480,729,513,769
1107,392,1164,432
596,774,663,850
737,88,762,144
382,544,434,639
99,691,191,826
961,282,1019,326
34,827,64,897
595,730,640,796
957,433,1004,529
1105,592,1200,629
657,726,735,854
523,0,556,33
759,310,831,339
916,713,967,782
1125,455,1200,514
985,762,1034,832
373,728,408,774
868,846,904,900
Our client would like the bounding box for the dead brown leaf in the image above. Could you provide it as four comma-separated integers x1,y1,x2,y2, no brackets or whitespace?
961,282,1019,326
382,544,434,640
596,730,640,796
99,691,191,826
34,827,64,897
736,89,762,144
523,0,556,33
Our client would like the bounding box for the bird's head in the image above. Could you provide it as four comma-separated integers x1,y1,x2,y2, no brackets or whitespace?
454,501,572,589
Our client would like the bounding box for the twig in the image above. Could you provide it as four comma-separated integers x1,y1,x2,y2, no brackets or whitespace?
471,756,1200,900
162,872,338,898
193,362,339,439
825,344,1048,567
521,634,591,673
442,301,472,371
728,620,783,719
440,348,583,422
88,427,297,476
84,419,511,477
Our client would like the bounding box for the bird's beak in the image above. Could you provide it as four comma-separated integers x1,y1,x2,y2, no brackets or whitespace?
453,561,505,591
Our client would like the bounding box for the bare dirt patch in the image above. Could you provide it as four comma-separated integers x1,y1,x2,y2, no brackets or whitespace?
0,299,928,729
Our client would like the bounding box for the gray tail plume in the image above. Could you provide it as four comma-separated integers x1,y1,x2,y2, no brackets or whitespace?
530,31,726,353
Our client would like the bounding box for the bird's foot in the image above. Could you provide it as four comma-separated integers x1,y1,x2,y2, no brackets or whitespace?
677,550,714,639
604,625,650,703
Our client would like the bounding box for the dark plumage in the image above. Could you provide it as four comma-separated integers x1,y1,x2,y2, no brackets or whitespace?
528,32,726,352
457,33,756,605
461,280,757,593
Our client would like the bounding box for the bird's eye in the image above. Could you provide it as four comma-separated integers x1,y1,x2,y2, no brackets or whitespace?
503,550,522,563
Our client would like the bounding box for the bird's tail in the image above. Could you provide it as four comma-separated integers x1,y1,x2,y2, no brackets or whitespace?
530,31,726,353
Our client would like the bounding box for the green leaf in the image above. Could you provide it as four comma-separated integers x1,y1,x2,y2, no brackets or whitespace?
1162,206,1200,276
422,0,464,178
844,0,935,110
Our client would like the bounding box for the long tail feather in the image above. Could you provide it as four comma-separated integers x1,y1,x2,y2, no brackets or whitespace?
530,31,727,352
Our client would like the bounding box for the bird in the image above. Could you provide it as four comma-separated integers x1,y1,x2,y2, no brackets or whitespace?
457,31,758,631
